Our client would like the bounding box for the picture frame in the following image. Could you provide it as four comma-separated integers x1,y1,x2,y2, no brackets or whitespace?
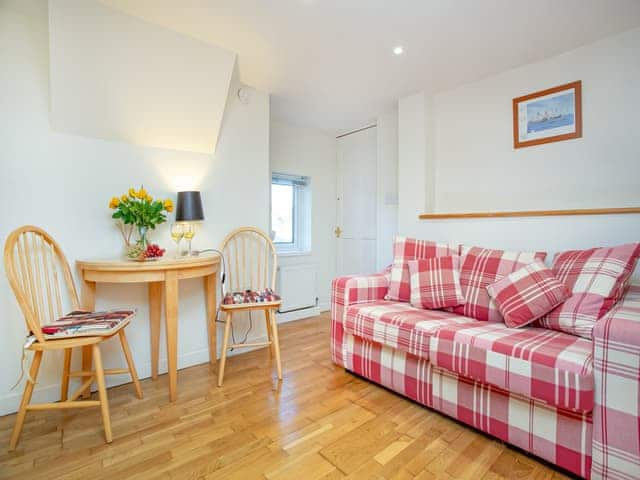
512,80,582,149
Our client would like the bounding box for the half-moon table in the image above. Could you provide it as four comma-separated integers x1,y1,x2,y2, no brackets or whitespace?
76,255,220,401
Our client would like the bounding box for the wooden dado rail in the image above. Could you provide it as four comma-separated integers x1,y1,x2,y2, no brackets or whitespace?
419,207,640,220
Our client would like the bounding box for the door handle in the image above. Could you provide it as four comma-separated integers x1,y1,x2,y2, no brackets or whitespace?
334,227,342,238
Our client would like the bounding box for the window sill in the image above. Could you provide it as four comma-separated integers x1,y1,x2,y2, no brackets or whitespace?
276,250,312,258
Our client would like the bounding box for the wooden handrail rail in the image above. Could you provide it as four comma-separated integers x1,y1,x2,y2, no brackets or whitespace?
419,207,640,220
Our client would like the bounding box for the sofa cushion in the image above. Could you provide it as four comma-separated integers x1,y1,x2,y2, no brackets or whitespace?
486,260,571,328
429,323,594,412
386,236,458,302
452,246,547,322
408,256,465,310
537,242,640,338
344,300,477,360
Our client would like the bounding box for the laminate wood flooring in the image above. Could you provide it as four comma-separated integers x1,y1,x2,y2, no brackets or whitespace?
0,313,574,480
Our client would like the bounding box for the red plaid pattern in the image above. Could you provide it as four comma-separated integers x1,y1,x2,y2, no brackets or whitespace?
333,272,640,479
453,246,547,322
430,323,594,412
592,285,640,480
386,236,458,302
344,300,477,359
343,332,593,479
408,256,465,309
331,273,389,365
538,243,640,338
487,260,571,328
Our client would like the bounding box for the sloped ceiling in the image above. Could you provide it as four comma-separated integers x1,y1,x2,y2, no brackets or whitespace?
101,0,640,134
48,0,236,153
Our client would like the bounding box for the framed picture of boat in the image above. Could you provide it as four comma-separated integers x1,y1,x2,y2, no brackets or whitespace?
512,80,582,148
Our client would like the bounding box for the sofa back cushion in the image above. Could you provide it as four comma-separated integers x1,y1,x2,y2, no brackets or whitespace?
537,242,640,338
452,246,547,322
487,260,571,328
386,236,458,302
408,256,465,310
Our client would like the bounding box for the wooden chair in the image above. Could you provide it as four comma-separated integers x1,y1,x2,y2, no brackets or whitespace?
216,227,282,386
4,225,143,451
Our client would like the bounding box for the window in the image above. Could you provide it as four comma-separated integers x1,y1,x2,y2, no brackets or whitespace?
271,172,311,254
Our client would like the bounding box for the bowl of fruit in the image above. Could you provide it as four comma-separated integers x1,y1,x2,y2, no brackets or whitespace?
126,243,166,261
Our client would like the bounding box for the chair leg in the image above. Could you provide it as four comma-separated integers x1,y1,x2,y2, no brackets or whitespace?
119,330,143,399
269,310,283,380
9,350,43,451
92,344,112,443
217,311,232,387
60,348,72,402
264,309,273,357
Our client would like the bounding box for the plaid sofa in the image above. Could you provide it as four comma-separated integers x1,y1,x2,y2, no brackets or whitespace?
331,273,640,480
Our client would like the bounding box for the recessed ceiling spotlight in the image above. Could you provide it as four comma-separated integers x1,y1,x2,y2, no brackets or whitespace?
393,46,404,55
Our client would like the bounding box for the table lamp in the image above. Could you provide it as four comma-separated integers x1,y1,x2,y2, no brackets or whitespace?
175,191,204,256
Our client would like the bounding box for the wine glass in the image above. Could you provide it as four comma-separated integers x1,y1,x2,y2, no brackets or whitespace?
183,223,195,257
170,223,184,258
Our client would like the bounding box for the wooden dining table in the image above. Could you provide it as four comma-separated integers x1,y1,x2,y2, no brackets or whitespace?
76,254,220,401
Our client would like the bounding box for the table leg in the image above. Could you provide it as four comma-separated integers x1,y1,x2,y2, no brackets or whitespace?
148,282,163,380
164,272,179,402
204,273,217,367
81,280,96,398
81,280,96,312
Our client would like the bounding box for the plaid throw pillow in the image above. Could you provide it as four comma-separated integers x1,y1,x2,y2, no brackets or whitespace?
408,256,465,310
537,243,640,338
386,236,458,302
487,260,570,328
452,246,547,322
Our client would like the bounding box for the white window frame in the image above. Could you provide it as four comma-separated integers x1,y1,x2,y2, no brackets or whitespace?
271,172,311,255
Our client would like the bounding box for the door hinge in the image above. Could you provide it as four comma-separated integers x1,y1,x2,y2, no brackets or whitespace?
334,226,342,238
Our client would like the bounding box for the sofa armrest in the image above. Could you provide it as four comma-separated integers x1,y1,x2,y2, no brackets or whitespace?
330,272,390,365
591,285,640,479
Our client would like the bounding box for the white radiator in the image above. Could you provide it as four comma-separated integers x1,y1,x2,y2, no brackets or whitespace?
277,264,317,313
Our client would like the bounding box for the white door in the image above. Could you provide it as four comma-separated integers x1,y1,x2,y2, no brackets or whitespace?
336,126,377,276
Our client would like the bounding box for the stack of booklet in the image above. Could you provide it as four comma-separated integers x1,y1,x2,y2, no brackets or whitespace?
38,309,135,339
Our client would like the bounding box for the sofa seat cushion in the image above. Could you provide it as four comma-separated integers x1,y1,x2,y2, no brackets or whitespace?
344,300,478,360
430,323,594,412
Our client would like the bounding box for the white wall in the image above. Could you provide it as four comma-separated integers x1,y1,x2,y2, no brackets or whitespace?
398,27,640,278
49,0,235,154
398,93,429,232
433,27,640,213
375,110,399,270
0,0,270,414
270,121,337,310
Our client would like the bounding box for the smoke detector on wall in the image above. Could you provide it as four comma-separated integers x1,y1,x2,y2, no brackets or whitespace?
237,86,252,105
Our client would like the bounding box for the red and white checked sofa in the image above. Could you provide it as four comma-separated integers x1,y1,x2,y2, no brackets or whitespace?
331,272,640,479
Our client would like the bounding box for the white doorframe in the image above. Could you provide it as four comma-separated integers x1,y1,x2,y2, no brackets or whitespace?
335,125,377,276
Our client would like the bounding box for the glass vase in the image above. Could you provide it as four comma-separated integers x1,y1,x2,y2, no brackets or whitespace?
137,226,149,248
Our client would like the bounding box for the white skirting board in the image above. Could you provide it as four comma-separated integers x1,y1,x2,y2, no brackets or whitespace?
276,306,321,324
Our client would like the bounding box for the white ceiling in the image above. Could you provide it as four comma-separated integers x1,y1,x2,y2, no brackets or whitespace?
103,0,640,134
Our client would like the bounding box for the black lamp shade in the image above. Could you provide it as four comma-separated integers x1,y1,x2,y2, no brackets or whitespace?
175,191,204,222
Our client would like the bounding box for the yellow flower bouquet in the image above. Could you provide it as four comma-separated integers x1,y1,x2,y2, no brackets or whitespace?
108,186,173,251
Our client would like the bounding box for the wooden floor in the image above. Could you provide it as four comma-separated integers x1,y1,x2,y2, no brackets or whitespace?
0,314,573,480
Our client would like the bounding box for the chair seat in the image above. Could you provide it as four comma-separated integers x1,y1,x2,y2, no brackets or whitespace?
429,322,594,412
29,316,132,350
29,335,106,351
220,300,281,311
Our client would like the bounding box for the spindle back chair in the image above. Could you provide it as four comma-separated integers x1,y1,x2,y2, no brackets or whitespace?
216,227,282,386
4,225,142,451
5,225,80,344
221,226,278,294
